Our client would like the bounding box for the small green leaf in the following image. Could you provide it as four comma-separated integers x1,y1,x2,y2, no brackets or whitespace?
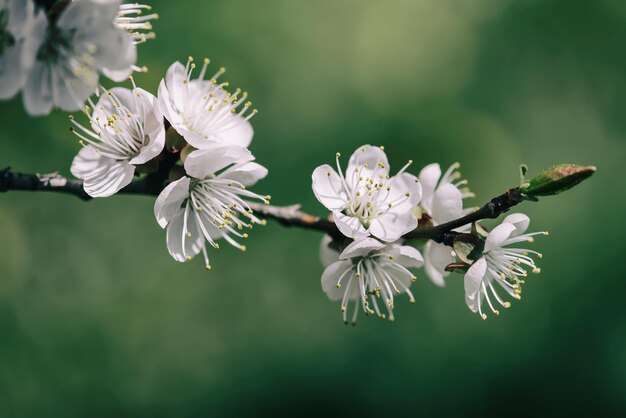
520,164,596,197
453,233,485,265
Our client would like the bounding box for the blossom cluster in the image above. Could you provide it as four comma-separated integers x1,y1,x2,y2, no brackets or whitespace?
0,1,268,269
313,146,546,323
0,0,157,115
69,57,268,269
0,0,562,326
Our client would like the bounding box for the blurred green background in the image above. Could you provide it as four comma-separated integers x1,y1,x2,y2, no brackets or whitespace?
0,0,624,416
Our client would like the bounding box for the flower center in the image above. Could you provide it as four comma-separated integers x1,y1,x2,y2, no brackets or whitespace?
187,175,268,251
334,152,414,228
36,25,74,64
345,195,380,227
176,57,258,141
70,87,148,161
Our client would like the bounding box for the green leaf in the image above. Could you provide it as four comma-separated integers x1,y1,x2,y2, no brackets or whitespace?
453,233,485,265
520,164,596,197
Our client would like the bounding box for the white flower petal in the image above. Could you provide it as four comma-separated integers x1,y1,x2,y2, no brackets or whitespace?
165,206,204,262
1,3,47,99
333,210,369,239
209,116,253,148
339,237,386,259
0,44,24,99
321,260,354,301
501,213,530,236
465,292,481,313
102,66,134,83
385,172,422,211
71,145,102,179
53,65,96,112
71,146,135,197
394,244,424,268
346,145,389,187
127,88,166,165
163,61,187,107
418,163,441,212
464,257,487,304
431,183,463,224
157,76,183,127
312,164,346,211
154,177,190,229
92,26,135,74
57,0,119,30
22,62,53,116
423,241,452,287
484,222,517,252
184,145,254,179
368,211,417,242
319,235,339,267
219,162,268,187
101,34,136,82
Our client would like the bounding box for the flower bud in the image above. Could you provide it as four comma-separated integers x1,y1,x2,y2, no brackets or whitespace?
520,164,596,197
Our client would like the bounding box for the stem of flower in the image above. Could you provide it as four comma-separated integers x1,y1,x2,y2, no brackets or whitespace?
0,166,525,246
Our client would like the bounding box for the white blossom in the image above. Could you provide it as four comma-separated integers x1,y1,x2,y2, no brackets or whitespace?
320,236,423,324
464,213,547,319
312,145,422,243
158,57,257,150
104,2,157,81
154,145,269,268
0,0,46,100
70,83,165,197
418,162,474,287
23,0,156,116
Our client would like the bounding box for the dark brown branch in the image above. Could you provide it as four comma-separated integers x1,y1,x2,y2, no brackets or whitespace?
0,168,91,200
404,188,524,245
245,202,342,240
0,167,524,245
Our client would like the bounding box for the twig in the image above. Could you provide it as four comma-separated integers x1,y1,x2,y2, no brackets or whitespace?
0,167,524,244
404,188,523,245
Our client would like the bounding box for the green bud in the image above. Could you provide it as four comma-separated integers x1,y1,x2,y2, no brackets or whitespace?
520,164,596,197
165,126,187,152
453,233,484,265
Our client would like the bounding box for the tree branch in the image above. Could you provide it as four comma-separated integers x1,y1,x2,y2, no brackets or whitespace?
404,188,523,245
0,167,524,245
